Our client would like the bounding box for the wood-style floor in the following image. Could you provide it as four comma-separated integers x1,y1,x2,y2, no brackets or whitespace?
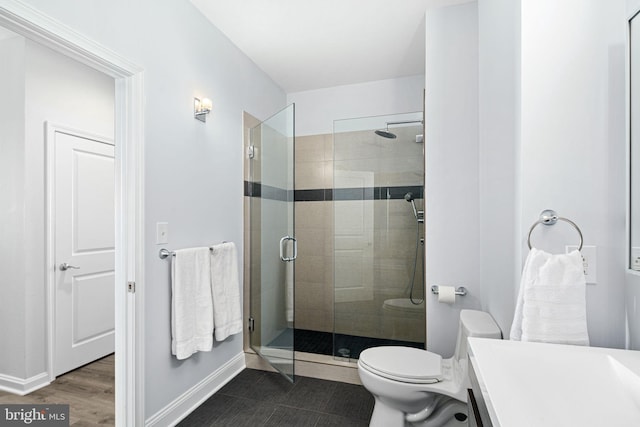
0,354,115,426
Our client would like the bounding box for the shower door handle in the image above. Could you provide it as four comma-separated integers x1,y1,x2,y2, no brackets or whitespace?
279,236,297,262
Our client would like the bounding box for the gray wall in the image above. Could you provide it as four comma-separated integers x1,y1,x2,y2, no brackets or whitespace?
0,35,27,380
425,1,481,357
518,0,626,349
627,0,640,351
477,0,520,340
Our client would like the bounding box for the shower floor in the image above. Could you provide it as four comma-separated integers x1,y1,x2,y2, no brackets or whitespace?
269,328,424,359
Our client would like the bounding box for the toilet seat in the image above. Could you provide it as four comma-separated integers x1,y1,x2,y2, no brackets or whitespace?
359,346,443,384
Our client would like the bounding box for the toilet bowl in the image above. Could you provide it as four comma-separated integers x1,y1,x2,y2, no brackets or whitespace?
358,310,501,427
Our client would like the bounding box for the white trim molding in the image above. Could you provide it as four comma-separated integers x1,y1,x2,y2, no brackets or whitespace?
0,372,50,396
0,1,145,425
145,353,246,427
0,0,138,76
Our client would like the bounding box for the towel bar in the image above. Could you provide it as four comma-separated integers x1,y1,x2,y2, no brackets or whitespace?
159,242,228,259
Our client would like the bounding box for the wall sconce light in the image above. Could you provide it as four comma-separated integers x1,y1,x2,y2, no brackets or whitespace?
194,97,212,122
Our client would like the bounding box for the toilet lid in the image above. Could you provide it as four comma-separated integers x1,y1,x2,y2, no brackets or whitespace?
359,346,443,384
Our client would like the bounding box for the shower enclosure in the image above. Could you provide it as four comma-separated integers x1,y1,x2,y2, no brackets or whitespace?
246,109,425,378
291,111,426,360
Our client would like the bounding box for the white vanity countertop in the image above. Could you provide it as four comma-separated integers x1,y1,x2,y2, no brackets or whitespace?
468,338,640,427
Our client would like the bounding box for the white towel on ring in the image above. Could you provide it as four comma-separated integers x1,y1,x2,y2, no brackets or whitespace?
510,248,589,346
171,247,214,359
210,242,243,341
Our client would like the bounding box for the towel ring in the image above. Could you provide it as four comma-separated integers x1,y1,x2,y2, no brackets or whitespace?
527,209,583,251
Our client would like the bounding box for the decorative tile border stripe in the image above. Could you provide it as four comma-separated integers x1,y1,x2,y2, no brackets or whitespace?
244,181,423,202
244,181,292,201
294,189,334,202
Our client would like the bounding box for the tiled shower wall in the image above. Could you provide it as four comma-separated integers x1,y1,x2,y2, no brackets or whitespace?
294,135,335,332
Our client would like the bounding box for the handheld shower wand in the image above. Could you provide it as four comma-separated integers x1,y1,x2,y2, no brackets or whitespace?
404,192,418,219
404,192,424,223
404,192,425,305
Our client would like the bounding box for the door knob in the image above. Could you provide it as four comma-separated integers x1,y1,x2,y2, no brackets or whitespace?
59,263,80,271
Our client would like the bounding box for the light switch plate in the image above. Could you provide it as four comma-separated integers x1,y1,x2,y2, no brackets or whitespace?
156,222,169,245
566,245,596,284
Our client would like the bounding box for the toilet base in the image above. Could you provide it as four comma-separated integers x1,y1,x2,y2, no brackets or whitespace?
369,397,405,427
406,398,468,427
418,416,468,427
368,397,468,427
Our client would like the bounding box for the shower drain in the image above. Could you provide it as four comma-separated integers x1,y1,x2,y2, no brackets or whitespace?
337,348,351,358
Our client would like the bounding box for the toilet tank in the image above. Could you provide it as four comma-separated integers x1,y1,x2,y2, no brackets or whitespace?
453,310,501,362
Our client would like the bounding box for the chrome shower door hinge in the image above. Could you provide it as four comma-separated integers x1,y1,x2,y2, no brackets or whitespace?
127,281,136,293
247,145,255,159
248,317,255,332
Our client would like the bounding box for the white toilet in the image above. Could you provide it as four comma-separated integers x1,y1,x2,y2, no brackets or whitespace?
358,310,501,427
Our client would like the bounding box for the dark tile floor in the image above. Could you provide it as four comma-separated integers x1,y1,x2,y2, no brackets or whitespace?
178,368,374,426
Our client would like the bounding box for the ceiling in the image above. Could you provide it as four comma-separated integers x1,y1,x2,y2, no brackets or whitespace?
191,0,467,93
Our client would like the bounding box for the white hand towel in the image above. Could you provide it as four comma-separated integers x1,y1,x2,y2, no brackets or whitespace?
171,247,214,360
510,248,544,341
510,248,589,346
210,242,243,341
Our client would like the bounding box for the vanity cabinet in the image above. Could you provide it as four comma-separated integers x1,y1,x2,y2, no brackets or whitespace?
467,389,482,427
467,338,640,426
468,359,493,427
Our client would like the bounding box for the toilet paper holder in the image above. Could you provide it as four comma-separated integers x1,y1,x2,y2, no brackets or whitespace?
430,285,467,296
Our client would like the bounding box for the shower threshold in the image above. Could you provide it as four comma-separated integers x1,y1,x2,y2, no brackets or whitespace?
268,328,424,360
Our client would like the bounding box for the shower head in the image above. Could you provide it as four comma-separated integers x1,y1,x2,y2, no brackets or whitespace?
404,192,415,202
374,119,423,140
375,129,397,139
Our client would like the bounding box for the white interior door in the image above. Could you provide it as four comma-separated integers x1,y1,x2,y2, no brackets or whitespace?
53,130,115,376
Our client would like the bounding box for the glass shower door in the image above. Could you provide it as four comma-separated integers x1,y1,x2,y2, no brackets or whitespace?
333,112,425,360
249,104,295,382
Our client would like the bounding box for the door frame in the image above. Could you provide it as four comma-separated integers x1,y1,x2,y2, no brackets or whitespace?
45,122,115,379
0,1,145,425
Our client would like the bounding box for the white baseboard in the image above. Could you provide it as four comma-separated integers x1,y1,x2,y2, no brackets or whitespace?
145,353,246,427
0,372,50,396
